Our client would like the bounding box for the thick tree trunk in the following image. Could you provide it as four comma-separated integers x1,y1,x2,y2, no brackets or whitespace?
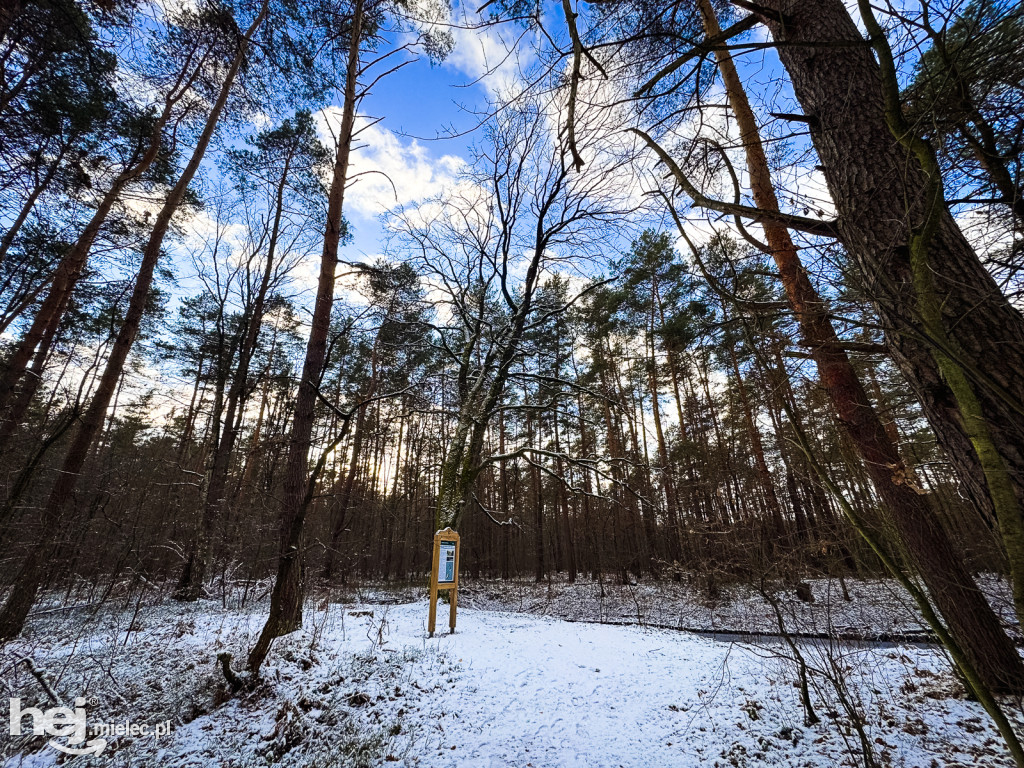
762,0,1024,537
696,0,1024,692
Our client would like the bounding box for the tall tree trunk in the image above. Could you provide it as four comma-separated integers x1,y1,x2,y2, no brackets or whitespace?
499,412,511,580
323,399,369,580
725,338,785,538
0,53,198,454
552,409,576,581
247,0,363,674
530,411,545,582
694,0,1024,693
648,317,682,561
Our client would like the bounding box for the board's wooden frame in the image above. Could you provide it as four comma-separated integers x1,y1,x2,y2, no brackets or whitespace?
428,527,460,637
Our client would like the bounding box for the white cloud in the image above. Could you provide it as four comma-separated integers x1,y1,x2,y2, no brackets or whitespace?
445,21,530,98
317,111,466,219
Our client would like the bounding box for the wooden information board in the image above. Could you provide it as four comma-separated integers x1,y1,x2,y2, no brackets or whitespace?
428,528,460,637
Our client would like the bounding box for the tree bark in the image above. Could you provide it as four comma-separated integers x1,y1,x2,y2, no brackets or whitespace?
763,0,1024,522
695,0,1024,692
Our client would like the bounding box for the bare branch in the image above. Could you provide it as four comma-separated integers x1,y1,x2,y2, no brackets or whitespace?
632,127,839,237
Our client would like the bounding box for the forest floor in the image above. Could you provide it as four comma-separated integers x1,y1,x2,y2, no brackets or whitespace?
1,578,1022,767
452,572,1021,640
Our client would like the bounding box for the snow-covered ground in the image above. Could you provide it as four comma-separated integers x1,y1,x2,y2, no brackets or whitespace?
455,574,1021,639
2,592,1021,767
311,573,1020,640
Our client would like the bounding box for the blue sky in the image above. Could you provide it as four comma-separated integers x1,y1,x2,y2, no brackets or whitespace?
338,19,512,263
304,5,814,271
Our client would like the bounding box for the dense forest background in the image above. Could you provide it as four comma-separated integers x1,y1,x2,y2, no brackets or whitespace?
2,0,1024,705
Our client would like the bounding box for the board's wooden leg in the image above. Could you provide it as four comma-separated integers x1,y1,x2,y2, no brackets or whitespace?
449,587,457,634
428,587,437,637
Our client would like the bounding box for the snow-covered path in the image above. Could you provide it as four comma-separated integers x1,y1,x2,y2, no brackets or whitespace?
412,608,755,767
383,604,1008,768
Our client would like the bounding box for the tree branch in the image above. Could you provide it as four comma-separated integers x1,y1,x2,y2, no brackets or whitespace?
632,128,839,237
635,14,760,96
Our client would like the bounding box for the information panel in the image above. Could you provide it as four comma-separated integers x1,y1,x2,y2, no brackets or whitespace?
438,542,456,583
